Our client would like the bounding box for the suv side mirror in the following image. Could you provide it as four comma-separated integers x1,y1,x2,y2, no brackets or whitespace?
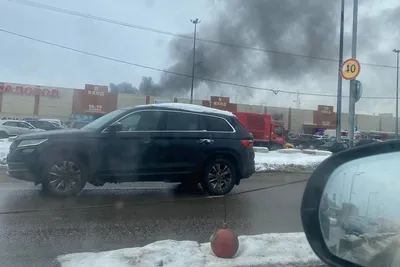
301,141,400,267
107,122,123,135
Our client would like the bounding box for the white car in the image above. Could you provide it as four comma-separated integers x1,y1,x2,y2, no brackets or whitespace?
0,120,44,138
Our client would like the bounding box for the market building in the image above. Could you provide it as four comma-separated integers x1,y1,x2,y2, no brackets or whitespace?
0,81,396,133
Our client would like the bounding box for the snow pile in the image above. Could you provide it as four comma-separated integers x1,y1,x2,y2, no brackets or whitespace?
255,150,330,172
0,138,12,167
253,147,269,153
56,233,323,267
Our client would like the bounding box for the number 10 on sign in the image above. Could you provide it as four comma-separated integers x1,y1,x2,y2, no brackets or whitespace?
341,58,361,80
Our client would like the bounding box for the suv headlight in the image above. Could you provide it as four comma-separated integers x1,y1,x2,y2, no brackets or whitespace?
17,139,47,148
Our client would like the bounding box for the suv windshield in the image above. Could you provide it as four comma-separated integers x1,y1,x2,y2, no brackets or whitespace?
82,109,126,130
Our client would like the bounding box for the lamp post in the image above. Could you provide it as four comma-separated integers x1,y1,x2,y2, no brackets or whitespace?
336,0,345,142
393,49,400,139
190,18,201,104
348,0,359,148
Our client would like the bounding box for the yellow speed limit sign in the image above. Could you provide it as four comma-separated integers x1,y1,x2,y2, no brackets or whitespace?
341,58,361,80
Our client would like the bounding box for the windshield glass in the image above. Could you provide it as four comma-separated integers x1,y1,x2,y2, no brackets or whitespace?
82,109,125,130
4,0,397,265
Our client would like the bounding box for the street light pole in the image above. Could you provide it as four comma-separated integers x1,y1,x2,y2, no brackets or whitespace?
393,49,400,139
348,0,358,148
190,18,200,104
336,0,345,142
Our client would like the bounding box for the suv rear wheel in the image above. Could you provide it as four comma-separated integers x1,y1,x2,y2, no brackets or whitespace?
41,156,87,197
201,158,236,196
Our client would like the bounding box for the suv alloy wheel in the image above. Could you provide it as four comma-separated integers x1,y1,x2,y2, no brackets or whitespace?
201,158,236,195
41,156,87,197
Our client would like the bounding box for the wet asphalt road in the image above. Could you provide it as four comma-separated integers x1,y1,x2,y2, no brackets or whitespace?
0,171,309,267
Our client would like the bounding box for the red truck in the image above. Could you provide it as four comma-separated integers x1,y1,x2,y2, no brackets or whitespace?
233,112,285,150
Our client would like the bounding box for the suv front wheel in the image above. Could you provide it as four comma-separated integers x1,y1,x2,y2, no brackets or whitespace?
41,156,87,197
201,158,236,196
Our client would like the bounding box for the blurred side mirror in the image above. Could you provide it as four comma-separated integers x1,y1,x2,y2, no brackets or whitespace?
107,122,123,135
301,141,400,267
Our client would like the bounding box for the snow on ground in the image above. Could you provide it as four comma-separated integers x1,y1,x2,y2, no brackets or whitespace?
0,138,12,168
56,232,322,267
255,150,331,172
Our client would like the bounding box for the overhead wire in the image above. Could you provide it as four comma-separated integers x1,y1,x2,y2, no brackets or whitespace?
0,27,397,100
6,0,398,70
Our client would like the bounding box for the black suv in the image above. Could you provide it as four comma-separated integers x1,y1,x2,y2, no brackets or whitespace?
7,103,255,196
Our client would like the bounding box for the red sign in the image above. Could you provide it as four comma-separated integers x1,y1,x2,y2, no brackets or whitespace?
85,84,107,96
317,105,333,115
0,83,60,97
210,96,230,110
313,105,336,129
72,84,117,115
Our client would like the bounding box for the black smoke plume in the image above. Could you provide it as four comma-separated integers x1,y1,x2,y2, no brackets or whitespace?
133,0,399,98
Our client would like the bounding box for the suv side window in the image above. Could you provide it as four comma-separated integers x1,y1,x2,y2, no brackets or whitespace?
4,121,18,127
118,111,163,131
18,122,33,129
203,116,233,132
35,121,54,130
164,112,200,131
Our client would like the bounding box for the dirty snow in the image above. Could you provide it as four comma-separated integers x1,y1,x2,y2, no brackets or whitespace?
0,138,12,167
255,150,331,172
56,232,322,267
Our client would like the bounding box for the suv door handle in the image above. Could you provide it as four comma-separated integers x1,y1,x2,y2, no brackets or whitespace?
198,139,214,145
143,139,152,144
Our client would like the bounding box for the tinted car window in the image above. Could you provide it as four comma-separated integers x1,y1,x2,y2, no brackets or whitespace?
119,113,141,131
28,121,42,128
31,121,55,130
165,112,200,131
18,122,33,129
118,111,163,131
203,116,233,132
4,121,18,127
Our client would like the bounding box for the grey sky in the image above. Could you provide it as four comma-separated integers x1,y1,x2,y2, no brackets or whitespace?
0,0,399,115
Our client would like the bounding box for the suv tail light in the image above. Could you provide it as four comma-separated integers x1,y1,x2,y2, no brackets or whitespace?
240,139,254,149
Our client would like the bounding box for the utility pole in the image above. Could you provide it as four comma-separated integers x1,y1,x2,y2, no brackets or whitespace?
336,0,345,142
393,49,400,139
190,18,200,104
348,0,359,148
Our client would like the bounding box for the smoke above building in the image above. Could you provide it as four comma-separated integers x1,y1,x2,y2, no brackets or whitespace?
131,0,399,98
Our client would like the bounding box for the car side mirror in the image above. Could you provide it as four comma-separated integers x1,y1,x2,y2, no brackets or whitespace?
301,141,400,267
107,122,123,135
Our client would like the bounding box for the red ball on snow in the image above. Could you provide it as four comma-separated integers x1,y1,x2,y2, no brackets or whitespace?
210,223,239,258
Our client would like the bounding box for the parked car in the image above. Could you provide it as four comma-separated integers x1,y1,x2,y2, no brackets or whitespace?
26,119,65,131
7,103,256,197
0,120,44,138
287,134,328,149
341,216,372,236
69,121,90,129
355,138,383,147
318,140,349,153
